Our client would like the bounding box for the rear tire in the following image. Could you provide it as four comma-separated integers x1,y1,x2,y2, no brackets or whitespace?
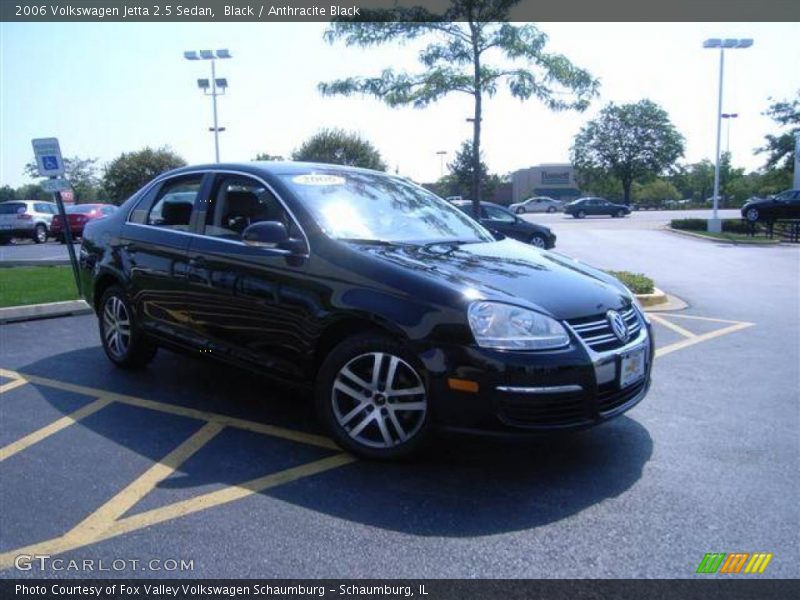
98,286,157,369
33,224,47,244
316,333,431,460
615,210,625,218
577,210,586,219
547,206,556,213
516,208,524,215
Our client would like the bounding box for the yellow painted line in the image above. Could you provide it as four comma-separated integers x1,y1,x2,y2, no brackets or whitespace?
648,314,697,339
0,368,338,451
0,453,354,571
655,321,754,359
655,313,748,324
0,396,114,463
0,378,28,394
71,421,224,538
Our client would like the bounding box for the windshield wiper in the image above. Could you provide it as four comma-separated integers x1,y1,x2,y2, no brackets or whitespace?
422,239,480,248
338,238,400,246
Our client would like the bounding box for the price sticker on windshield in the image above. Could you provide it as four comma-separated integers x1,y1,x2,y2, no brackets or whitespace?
292,174,346,186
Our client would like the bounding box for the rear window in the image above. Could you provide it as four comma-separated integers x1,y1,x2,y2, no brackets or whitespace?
68,205,100,214
0,202,26,214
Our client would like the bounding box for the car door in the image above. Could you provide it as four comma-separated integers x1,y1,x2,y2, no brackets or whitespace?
120,172,211,345
482,204,523,241
777,190,799,219
182,172,313,378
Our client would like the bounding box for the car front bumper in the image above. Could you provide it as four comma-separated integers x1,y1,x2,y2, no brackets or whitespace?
418,314,654,435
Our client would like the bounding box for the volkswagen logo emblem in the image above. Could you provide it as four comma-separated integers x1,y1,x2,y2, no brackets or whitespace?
607,310,629,342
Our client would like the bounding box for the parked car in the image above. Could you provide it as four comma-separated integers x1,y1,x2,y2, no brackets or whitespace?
80,162,653,459
50,203,117,242
509,196,563,214
0,200,57,244
564,197,631,219
741,189,800,222
453,200,556,249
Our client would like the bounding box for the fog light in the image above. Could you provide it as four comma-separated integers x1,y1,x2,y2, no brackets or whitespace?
447,378,479,393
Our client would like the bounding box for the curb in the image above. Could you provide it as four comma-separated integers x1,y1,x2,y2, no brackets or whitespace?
0,300,93,324
0,259,73,268
639,288,688,312
635,287,667,308
664,227,781,246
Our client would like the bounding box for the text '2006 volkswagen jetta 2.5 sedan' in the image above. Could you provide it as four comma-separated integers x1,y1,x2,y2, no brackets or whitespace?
79,162,653,459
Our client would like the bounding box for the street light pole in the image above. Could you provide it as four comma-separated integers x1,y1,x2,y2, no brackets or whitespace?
703,38,752,232
184,49,232,163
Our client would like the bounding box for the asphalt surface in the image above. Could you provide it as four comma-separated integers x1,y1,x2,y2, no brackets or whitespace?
0,217,798,579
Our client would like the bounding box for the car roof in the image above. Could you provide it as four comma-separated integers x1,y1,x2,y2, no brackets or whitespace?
165,161,390,179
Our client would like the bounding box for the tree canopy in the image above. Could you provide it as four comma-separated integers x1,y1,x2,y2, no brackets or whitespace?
571,99,685,203
103,147,186,205
24,156,101,203
318,0,599,216
757,91,799,174
291,128,387,171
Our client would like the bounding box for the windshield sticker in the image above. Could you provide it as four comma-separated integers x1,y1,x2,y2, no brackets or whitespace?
292,174,346,186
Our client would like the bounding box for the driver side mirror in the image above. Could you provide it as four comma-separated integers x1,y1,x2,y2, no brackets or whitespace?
243,220,305,254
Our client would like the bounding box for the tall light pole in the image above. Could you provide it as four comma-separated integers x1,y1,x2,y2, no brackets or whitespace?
435,150,447,178
703,38,752,232
184,49,232,163
721,113,738,155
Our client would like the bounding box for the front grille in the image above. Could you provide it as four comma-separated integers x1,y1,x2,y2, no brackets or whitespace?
568,306,641,352
597,379,647,414
498,391,590,427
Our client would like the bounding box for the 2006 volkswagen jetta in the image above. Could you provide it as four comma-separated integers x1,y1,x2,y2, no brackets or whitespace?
79,162,653,459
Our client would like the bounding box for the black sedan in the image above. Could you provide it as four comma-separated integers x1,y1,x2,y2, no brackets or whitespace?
453,200,556,249
741,189,800,222
79,162,653,459
565,197,631,218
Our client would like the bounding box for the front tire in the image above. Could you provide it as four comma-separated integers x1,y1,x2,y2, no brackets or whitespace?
316,333,431,460
547,206,556,213
98,286,157,369
530,234,547,248
615,210,625,218
516,208,524,215
745,207,759,222
33,224,47,244
577,210,586,219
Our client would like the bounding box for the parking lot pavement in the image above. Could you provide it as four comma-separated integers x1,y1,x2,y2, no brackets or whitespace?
0,239,79,262
0,233,797,579
520,208,742,230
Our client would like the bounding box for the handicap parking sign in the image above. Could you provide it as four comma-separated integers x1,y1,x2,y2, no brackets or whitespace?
42,155,59,171
31,138,65,177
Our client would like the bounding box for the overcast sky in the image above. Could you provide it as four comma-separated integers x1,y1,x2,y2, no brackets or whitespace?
1,21,798,188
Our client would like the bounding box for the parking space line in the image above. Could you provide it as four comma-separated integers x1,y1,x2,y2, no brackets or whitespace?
655,313,748,324
71,422,224,538
0,396,114,463
655,321,754,359
0,368,338,451
0,378,28,395
0,453,354,571
648,314,697,339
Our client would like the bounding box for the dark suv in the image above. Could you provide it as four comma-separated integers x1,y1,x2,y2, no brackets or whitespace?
79,162,653,459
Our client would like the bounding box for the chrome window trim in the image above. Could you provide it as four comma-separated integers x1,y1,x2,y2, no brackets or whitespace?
124,168,311,257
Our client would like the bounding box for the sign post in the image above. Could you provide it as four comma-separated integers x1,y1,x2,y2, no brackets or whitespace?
31,137,81,295
794,132,800,191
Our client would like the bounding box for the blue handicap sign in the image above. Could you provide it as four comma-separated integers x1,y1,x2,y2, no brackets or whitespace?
42,155,59,170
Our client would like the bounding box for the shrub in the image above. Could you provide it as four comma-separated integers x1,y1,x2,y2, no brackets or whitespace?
605,270,655,295
670,218,706,231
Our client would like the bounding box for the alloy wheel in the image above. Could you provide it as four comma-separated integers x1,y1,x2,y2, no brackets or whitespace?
34,225,47,243
102,296,131,360
746,208,759,222
331,352,427,449
531,235,546,248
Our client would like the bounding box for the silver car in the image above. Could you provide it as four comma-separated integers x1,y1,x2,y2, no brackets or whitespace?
0,200,58,244
509,196,563,214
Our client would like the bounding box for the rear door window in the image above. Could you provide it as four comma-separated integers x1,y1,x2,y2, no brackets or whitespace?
145,177,203,231
0,202,26,215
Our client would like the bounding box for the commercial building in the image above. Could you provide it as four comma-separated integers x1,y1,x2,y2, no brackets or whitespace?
511,164,581,204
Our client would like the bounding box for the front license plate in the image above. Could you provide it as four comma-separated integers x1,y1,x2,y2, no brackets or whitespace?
620,345,646,388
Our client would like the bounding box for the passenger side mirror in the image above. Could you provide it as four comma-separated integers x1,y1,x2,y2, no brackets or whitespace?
490,229,506,241
242,221,289,248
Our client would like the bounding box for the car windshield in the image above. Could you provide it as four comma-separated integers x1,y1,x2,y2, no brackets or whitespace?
280,171,494,245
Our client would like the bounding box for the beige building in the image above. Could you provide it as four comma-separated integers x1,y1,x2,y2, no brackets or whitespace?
511,164,581,204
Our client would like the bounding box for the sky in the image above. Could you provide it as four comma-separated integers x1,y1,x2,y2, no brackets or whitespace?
1,21,798,188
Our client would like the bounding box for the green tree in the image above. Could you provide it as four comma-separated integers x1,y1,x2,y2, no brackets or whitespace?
571,99,685,204
291,128,387,171
447,140,489,198
103,147,186,205
14,183,46,200
319,1,599,217
0,185,15,202
757,91,799,174
24,156,101,203
633,178,680,203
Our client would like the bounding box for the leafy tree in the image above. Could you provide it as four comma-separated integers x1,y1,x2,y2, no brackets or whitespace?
757,91,799,174
571,99,685,204
103,147,186,205
291,128,387,171
14,183,46,200
318,1,599,217
24,156,101,203
0,185,15,202
253,153,285,161
633,178,680,203
447,140,489,198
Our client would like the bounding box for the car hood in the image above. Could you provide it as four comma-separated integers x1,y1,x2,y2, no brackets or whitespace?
743,197,775,208
355,238,630,320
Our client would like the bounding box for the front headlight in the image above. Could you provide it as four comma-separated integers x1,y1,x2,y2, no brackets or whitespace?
467,301,570,350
